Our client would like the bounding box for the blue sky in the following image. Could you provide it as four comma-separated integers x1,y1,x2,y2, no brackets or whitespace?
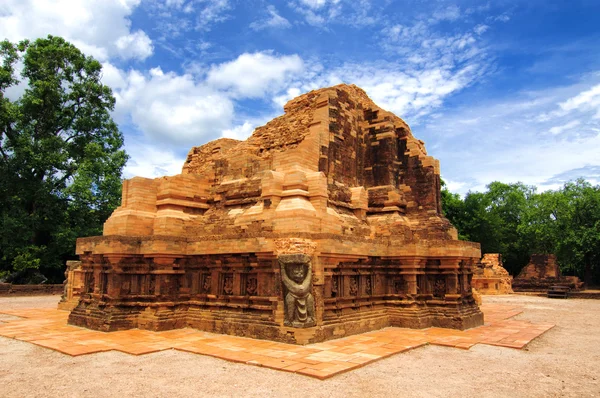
2,0,600,194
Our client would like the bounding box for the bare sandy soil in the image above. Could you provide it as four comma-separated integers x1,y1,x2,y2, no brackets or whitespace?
0,294,599,398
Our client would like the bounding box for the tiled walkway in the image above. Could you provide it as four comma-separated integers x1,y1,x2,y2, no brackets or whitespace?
0,304,554,379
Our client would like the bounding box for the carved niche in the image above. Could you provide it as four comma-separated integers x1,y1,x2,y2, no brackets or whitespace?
201,274,211,293
246,276,258,296
222,274,234,295
279,254,316,328
433,276,446,298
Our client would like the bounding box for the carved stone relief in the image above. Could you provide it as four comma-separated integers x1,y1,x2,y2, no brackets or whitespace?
331,276,338,297
202,274,211,293
433,277,446,298
223,274,233,295
279,254,315,328
246,276,258,296
349,276,359,296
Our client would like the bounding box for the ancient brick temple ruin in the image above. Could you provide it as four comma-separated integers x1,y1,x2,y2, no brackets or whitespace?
513,254,584,292
67,84,483,344
472,254,513,295
58,260,84,310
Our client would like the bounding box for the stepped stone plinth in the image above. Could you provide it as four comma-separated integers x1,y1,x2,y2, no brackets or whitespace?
68,84,483,344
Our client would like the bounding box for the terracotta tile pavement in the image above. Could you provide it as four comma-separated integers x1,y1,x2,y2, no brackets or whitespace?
0,304,554,380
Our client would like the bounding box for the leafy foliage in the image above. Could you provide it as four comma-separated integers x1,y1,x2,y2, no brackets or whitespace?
442,179,600,284
0,36,127,283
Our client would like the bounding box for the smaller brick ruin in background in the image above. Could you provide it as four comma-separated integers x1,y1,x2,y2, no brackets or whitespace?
471,254,513,295
513,254,584,292
58,261,85,310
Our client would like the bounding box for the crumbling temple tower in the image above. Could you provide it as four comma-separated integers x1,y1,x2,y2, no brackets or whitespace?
68,84,483,344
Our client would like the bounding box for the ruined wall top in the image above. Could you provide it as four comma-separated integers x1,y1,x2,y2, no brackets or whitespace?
97,84,466,246
479,254,510,277
182,84,425,178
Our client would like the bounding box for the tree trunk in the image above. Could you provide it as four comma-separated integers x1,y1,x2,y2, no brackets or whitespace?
584,253,592,287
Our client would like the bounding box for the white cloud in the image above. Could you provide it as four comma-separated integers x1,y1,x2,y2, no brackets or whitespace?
419,77,600,195
432,5,461,22
96,51,309,168
271,59,486,123
548,120,581,135
298,0,333,9
443,179,467,194
146,0,231,38
273,87,303,108
221,122,255,140
195,0,231,30
110,66,234,147
474,24,489,35
291,0,368,27
101,62,128,91
0,0,152,61
250,5,291,31
255,16,487,119
382,21,485,69
342,68,459,116
115,31,153,60
493,13,511,23
97,51,309,177
559,83,600,118
206,52,304,98
301,10,326,26
356,16,491,123
123,139,186,178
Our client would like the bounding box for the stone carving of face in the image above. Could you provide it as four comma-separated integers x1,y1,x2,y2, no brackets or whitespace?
287,263,306,284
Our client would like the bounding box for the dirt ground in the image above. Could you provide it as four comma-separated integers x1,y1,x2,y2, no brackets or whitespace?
0,294,598,398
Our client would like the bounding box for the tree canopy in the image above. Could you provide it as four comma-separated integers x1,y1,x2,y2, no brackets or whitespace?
442,179,600,285
0,35,127,283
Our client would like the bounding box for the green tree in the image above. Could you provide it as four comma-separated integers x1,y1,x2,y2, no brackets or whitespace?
554,180,600,284
519,189,564,255
521,179,600,284
442,181,534,275
440,179,469,240
0,35,127,282
443,178,600,284
483,182,535,274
